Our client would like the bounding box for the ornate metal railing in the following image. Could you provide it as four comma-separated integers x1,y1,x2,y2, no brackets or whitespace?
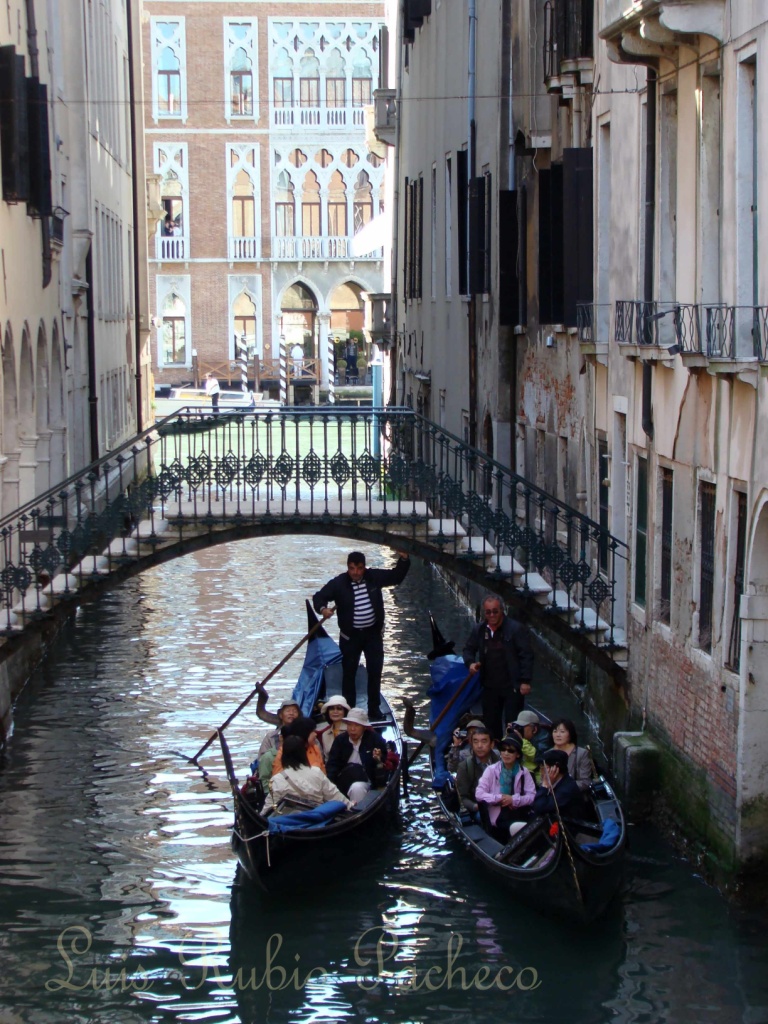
576,302,611,345
0,408,627,648
754,307,768,362
614,300,768,361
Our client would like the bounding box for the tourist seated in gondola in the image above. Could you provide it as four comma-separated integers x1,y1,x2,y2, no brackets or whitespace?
326,708,392,803
475,734,536,841
257,697,301,758
446,718,487,771
530,749,581,817
270,717,326,776
264,736,355,815
510,710,552,759
455,728,500,819
547,718,592,791
317,695,350,759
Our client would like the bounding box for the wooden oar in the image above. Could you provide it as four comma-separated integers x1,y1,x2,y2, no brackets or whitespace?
188,614,331,765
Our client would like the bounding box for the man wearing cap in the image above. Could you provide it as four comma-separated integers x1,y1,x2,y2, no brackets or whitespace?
314,550,411,720
446,718,486,772
326,708,392,803
530,749,581,817
509,710,551,779
463,595,534,743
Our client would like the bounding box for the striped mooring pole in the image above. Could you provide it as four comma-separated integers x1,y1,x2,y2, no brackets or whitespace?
236,334,248,393
279,339,287,405
327,333,335,404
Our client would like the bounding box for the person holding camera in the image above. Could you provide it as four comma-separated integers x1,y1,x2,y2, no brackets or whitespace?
446,718,486,771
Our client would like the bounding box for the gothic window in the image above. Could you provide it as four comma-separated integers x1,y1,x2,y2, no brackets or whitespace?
300,49,320,107
275,171,295,236
328,170,347,236
274,78,294,107
314,149,333,168
352,78,371,106
233,291,257,349
341,149,359,168
225,21,257,119
301,170,321,236
354,170,373,232
232,169,255,237
326,78,345,107
162,293,187,364
152,20,186,121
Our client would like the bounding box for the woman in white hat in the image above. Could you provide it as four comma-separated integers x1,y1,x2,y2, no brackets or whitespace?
317,695,350,758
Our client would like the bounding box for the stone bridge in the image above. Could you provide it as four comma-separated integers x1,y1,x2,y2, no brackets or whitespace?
0,407,628,677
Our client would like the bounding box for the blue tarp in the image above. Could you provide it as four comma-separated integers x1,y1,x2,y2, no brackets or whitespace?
267,800,348,833
580,817,621,852
428,654,483,790
291,634,343,717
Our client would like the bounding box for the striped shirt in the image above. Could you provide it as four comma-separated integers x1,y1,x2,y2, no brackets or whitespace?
351,580,376,629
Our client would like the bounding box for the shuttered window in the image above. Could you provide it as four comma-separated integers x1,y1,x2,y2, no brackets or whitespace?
538,164,564,324
698,482,716,653
562,147,593,326
0,47,30,203
457,149,468,296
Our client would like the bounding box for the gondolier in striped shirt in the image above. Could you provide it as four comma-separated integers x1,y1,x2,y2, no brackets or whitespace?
313,550,410,721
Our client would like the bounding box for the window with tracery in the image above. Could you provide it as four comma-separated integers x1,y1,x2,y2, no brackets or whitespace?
152,20,186,121
225,21,257,119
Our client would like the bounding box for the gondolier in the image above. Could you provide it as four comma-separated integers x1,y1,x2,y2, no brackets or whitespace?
463,595,534,742
313,550,410,721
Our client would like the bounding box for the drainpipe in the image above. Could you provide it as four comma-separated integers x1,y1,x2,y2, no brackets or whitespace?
85,248,100,462
125,0,144,430
467,0,477,445
389,0,404,405
641,67,657,440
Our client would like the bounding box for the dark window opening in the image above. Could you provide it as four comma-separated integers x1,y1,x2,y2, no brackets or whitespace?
726,491,747,670
635,456,648,607
699,482,716,653
659,467,673,623
457,149,468,295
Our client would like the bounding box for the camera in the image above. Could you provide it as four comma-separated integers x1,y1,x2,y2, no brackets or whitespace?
457,730,468,740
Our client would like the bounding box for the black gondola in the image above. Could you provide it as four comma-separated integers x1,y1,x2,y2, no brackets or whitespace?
218,603,402,891
416,616,626,922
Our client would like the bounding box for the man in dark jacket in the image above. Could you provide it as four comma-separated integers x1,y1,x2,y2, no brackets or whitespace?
463,595,533,742
313,550,410,720
455,728,500,818
326,708,390,801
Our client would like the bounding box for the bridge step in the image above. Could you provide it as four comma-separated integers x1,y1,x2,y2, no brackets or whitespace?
517,571,553,605
549,589,580,622
427,518,467,540
572,607,610,642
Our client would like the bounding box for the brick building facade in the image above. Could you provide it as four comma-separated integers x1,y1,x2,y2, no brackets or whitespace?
143,1,386,398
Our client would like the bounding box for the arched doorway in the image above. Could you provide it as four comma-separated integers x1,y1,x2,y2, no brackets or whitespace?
737,496,768,861
329,282,365,383
35,324,50,495
2,325,18,514
279,283,318,401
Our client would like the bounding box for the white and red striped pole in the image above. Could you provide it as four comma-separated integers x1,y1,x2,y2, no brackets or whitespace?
327,332,335,404
279,338,287,405
236,334,248,393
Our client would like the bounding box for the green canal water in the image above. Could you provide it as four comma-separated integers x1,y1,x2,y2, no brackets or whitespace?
0,536,765,1024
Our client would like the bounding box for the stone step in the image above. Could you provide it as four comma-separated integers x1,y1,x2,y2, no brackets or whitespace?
572,606,610,641
517,570,552,605
549,589,580,622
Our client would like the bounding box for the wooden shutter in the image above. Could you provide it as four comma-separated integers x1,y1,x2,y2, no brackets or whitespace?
468,175,485,294
562,147,593,327
538,164,564,324
27,79,52,217
457,150,468,295
499,189,520,325
0,47,30,203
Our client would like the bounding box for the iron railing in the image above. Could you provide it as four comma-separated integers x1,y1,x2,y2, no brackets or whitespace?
615,300,768,361
576,302,611,345
0,408,628,647
544,0,594,80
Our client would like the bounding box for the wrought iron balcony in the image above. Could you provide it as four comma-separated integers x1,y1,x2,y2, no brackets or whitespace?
614,300,699,357
576,302,611,349
229,236,259,261
155,234,187,261
271,235,382,261
544,0,594,89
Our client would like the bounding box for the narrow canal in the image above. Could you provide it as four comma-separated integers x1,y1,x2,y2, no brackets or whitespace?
0,535,766,1023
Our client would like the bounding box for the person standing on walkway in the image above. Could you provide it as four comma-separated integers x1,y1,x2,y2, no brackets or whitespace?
462,595,533,742
313,550,410,721
205,372,220,413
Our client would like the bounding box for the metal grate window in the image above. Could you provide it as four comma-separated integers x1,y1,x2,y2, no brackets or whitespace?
699,482,716,653
634,456,648,607
727,491,747,670
659,467,673,623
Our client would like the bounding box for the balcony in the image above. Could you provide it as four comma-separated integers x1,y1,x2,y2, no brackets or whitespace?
544,0,594,93
613,300,768,376
271,235,382,262
373,89,397,147
270,105,367,131
229,236,259,261
155,235,187,261
576,302,610,362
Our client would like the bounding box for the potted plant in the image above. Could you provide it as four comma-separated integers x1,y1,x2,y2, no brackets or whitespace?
337,358,347,385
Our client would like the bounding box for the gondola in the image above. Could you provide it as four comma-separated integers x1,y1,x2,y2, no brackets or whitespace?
415,616,626,923
219,602,402,891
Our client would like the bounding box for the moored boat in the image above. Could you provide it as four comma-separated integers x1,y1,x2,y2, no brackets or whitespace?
414,617,625,922
219,602,402,890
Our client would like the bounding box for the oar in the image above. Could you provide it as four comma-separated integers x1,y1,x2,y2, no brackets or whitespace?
188,614,331,765
542,762,583,905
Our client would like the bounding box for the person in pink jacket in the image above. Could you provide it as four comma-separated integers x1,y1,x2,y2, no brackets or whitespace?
475,734,536,842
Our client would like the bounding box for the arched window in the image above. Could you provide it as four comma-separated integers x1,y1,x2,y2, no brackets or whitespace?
299,49,320,108
233,291,257,349
273,47,294,110
230,46,253,116
354,170,373,232
162,293,186,365
352,50,372,107
158,46,181,115
160,169,184,235
275,171,295,236
328,171,347,236
232,168,255,237
326,48,346,108
301,170,321,236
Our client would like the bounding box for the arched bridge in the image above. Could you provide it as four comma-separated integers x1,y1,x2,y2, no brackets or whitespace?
0,407,628,677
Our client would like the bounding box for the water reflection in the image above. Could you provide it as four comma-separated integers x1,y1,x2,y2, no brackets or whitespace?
0,535,766,1023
